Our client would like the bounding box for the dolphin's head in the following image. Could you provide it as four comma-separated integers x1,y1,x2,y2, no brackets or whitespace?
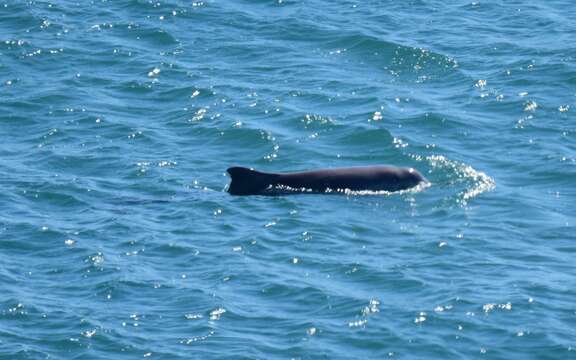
396,167,427,190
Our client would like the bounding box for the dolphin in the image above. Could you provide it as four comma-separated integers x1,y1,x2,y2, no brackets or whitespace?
227,166,427,195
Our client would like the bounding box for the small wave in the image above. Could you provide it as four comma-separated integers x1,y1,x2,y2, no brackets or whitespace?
425,155,495,205
336,127,394,147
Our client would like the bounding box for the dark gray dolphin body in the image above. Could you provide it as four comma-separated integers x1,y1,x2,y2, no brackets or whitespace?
227,166,427,195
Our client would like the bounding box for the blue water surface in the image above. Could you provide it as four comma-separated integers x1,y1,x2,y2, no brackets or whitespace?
1,0,575,359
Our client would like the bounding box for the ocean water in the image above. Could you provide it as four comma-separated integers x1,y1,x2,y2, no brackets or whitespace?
1,0,575,358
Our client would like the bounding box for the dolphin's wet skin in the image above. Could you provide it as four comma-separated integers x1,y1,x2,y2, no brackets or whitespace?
227,166,428,195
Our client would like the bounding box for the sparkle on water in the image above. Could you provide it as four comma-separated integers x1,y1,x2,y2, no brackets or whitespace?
0,0,575,359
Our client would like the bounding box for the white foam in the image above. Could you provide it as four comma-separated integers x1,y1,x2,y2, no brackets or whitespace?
426,155,495,205
265,182,430,196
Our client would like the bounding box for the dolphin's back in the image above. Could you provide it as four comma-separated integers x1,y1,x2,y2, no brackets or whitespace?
227,166,426,195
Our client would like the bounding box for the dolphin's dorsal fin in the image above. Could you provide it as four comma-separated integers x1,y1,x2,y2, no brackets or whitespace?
227,167,278,195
